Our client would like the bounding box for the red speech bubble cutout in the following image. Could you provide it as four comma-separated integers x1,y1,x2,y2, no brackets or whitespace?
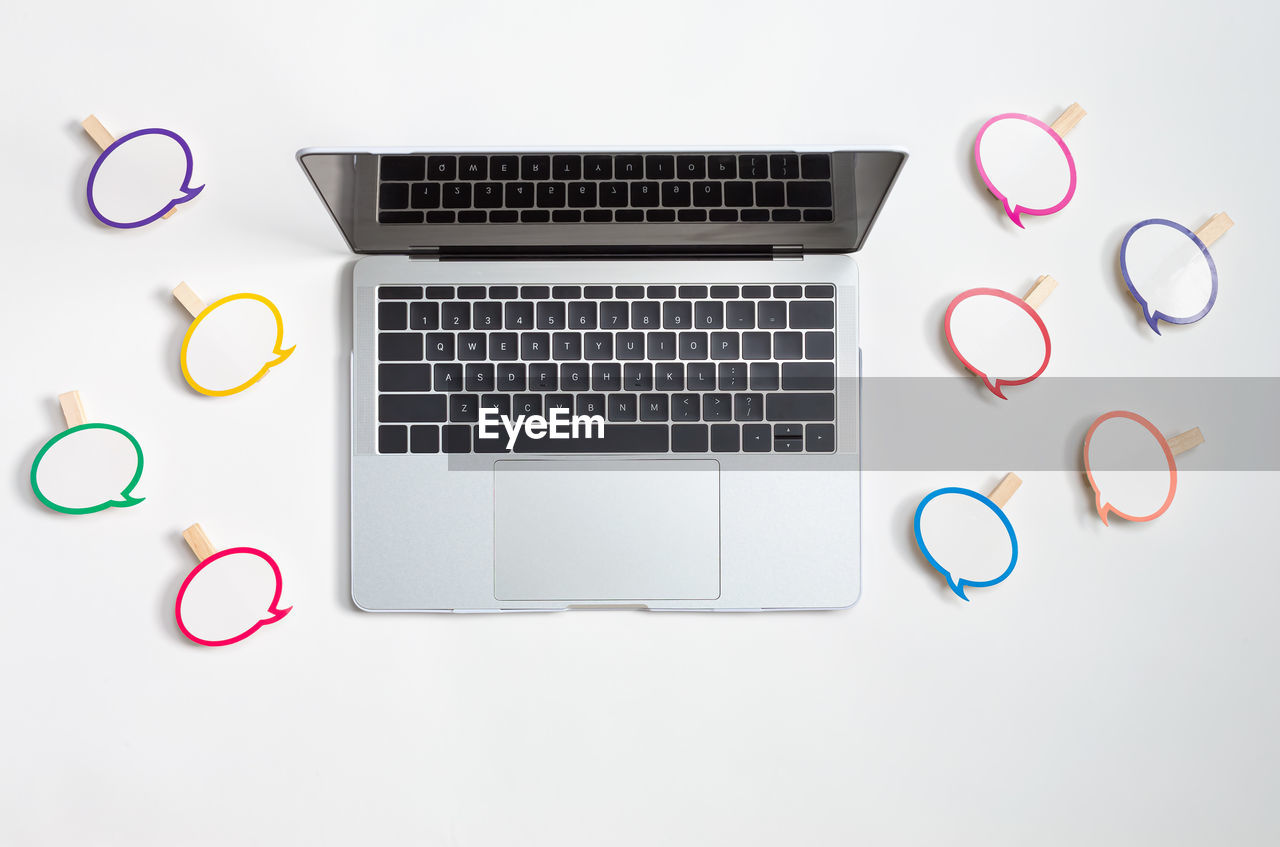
1082,411,1178,525
174,546,291,647
944,288,1051,399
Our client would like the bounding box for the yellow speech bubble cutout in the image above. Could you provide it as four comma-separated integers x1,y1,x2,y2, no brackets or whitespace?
179,293,295,397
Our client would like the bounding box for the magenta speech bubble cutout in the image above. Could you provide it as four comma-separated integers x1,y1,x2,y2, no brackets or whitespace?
174,546,291,647
944,287,1052,399
973,114,1077,228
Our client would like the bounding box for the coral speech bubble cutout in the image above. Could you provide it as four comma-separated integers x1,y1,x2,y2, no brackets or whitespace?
175,547,291,647
944,288,1051,399
1083,411,1180,525
974,113,1077,228
30,423,145,515
1120,219,1218,334
86,128,203,229
180,293,295,396
914,487,1018,601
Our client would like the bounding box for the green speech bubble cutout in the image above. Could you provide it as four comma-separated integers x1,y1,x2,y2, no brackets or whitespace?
30,423,146,515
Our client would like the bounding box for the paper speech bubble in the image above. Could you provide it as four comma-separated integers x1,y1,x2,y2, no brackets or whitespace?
914,486,1018,601
974,113,1077,228
1120,219,1218,334
180,293,295,396
86,128,203,229
944,287,1051,399
175,547,291,647
30,423,145,515
1083,410,1179,525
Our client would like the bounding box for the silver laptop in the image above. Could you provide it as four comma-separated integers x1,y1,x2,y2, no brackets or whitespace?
298,147,906,611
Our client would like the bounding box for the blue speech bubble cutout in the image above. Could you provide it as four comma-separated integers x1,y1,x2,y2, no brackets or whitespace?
913,487,1018,601
85,128,204,229
1120,218,1218,335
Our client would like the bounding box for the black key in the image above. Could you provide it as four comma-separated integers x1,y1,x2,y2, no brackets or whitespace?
568,182,597,208
488,285,518,298
449,394,479,423
695,301,724,329
520,332,551,361
545,394,574,417
599,182,629,207
739,154,768,179
678,209,706,223
380,363,430,392
655,362,684,391
496,363,526,392
663,301,692,328
678,331,708,360
686,362,716,391
379,333,422,361
521,210,550,223
615,210,644,221
537,301,565,329
410,183,440,209
679,285,708,299
741,209,769,222
433,363,463,392
766,393,835,421
473,426,509,454
640,393,669,421
710,332,739,360
427,156,456,180
800,154,831,180
457,211,486,223
457,332,487,361
645,155,674,179
740,286,769,299
442,424,471,453
379,425,407,453
443,183,471,208
379,182,409,209
489,333,519,361
584,156,612,179
726,303,754,329
787,182,833,207
620,287,649,298
608,393,637,422
381,156,425,181
473,182,503,208
804,209,833,222
560,363,589,390
380,394,446,423
749,362,779,391
379,301,407,330
490,210,518,225
711,424,740,453
379,211,422,223
776,286,805,301
630,182,660,207
599,301,628,328
441,301,469,330
555,214,581,228
569,301,597,329
631,301,659,329
724,181,754,207
717,362,747,391
528,363,557,391
473,301,502,329
757,301,786,329
692,181,722,207
576,393,606,417
591,362,621,392
522,156,550,180
806,331,835,360
805,285,835,298
735,393,764,421
479,394,511,419
552,155,582,180
552,285,581,299
584,286,612,299
511,424,668,454
623,362,653,391
772,210,801,222
741,332,770,360
459,156,487,179
424,211,453,223
755,181,785,206
648,210,676,223
646,332,676,360
672,393,700,421
675,155,706,178
504,301,534,330
708,155,737,178
710,285,739,298
775,423,803,438
806,423,835,453
410,425,439,453
615,155,644,179
490,156,519,179
505,182,535,208
513,394,542,417
789,300,835,329
465,363,494,391
782,362,835,390
773,332,803,360
774,434,804,453
536,182,565,208
672,424,708,452
584,332,613,360
661,181,691,206
380,286,422,300
743,424,771,452
647,285,676,298
769,154,799,179
709,209,738,222
703,393,732,421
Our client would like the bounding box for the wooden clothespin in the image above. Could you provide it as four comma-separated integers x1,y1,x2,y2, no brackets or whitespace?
988,473,1022,508
183,523,217,562
1049,103,1086,137
81,114,177,220
1166,427,1204,456
1194,213,1233,248
172,282,207,318
1023,274,1058,310
58,390,87,428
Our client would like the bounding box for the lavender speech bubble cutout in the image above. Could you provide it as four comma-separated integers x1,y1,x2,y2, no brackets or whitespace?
86,128,203,229
974,114,1077,228
1120,219,1218,335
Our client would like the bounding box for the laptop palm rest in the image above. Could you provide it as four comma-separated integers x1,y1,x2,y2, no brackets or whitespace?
493,459,721,602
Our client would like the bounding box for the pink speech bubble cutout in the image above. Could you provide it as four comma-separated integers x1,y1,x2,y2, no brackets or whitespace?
944,287,1052,399
973,113,1078,228
174,546,291,647
1082,411,1178,526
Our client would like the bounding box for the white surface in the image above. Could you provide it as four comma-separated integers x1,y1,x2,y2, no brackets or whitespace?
1,1,1276,844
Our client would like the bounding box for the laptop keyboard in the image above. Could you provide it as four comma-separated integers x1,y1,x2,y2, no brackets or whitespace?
375,153,834,225
375,284,838,455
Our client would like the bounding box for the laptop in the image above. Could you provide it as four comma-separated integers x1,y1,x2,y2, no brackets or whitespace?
298,147,906,611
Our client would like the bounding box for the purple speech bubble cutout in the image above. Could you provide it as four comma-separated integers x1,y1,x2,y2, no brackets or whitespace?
1120,218,1218,335
973,113,1078,229
85,128,203,229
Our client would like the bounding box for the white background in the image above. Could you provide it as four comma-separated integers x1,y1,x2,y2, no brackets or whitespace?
2,1,1277,844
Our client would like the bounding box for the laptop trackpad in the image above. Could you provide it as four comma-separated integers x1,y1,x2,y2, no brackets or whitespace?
494,459,720,602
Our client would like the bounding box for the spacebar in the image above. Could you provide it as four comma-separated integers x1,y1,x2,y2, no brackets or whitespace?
511,424,669,453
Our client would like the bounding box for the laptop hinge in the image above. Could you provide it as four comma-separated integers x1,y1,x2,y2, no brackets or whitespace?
771,244,804,260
